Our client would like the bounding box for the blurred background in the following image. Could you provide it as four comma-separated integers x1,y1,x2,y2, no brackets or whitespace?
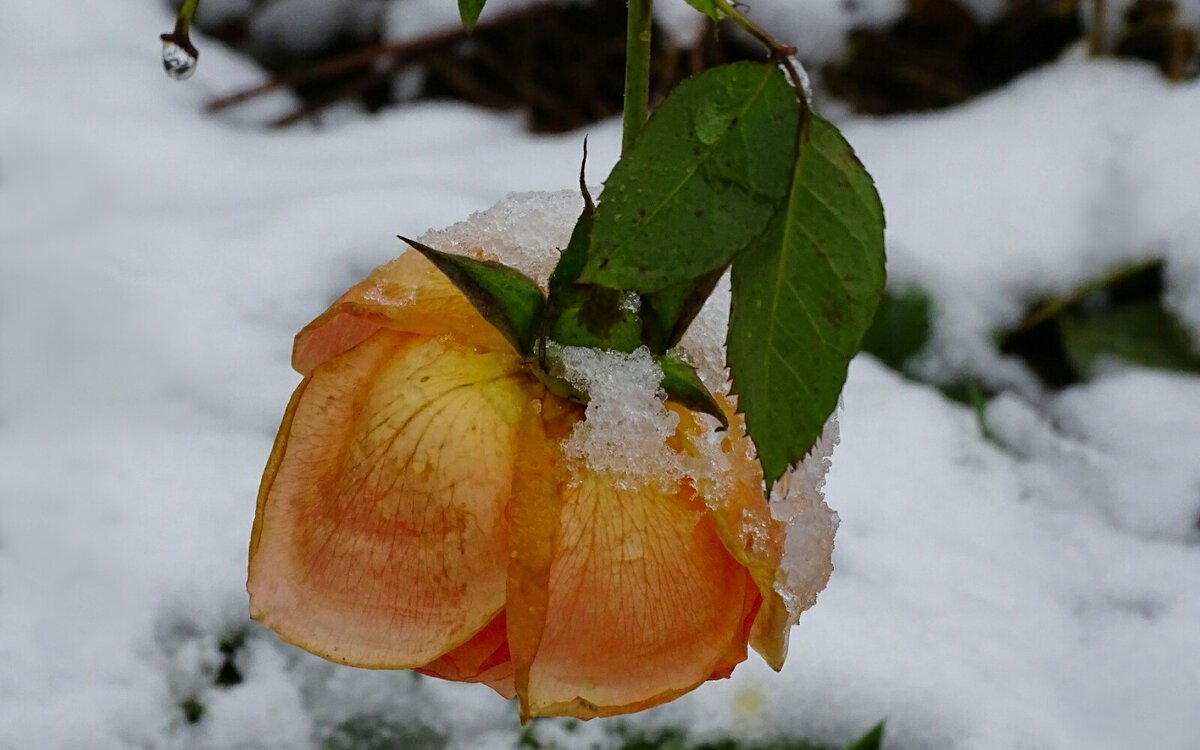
2,1,1199,749
179,0,1195,126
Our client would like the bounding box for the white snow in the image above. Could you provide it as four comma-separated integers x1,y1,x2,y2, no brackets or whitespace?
3,3,1200,750
557,345,684,490
200,0,388,58
768,411,842,626
843,49,1200,395
418,189,586,285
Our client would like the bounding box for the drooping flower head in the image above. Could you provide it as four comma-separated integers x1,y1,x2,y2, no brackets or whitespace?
247,192,839,720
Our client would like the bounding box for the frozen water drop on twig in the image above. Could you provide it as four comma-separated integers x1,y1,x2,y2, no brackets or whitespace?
161,36,198,80
160,0,201,80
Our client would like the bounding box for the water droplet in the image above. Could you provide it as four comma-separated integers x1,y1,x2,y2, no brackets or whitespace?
162,39,198,80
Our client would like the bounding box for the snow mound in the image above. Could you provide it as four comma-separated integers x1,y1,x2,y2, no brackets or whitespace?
419,189,584,286
844,55,1200,393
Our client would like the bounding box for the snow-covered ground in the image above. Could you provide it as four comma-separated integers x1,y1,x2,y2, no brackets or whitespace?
3,2,1200,750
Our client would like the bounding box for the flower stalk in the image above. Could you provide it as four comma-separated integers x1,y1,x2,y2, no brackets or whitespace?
622,0,654,154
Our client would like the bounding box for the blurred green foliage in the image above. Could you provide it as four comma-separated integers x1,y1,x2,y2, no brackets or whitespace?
860,289,934,372
1001,259,1200,387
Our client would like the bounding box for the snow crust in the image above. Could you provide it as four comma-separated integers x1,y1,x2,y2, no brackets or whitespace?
557,345,685,490
769,411,842,623
418,189,585,285
3,3,1200,750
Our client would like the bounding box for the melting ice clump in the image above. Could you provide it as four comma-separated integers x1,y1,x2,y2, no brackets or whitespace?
557,345,682,490
432,190,841,624
770,414,840,622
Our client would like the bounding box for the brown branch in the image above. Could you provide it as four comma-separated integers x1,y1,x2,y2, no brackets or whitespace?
1089,0,1107,56
268,61,401,127
205,4,548,114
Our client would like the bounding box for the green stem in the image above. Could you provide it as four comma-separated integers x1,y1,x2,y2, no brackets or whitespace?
622,0,653,154
175,0,201,37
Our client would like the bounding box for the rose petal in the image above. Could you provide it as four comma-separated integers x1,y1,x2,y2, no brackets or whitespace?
481,672,517,700
419,611,514,698
503,397,577,721
707,578,762,680
515,460,752,719
248,329,533,668
673,401,795,670
293,250,513,374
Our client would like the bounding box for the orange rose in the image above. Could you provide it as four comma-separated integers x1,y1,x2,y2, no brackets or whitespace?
248,243,836,720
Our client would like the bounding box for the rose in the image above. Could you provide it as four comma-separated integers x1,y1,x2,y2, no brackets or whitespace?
247,242,835,720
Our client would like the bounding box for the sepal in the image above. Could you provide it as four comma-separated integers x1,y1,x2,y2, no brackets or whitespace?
399,236,546,356
658,350,729,430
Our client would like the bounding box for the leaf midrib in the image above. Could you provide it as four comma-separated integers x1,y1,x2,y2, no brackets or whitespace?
759,119,815,410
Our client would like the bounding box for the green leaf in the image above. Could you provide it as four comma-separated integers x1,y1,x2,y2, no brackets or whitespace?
728,115,886,492
399,235,545,356
682,0,723,21
659,350,729,429
579,62,800,293
860,287,932,371
458,0,487,30
1059,300,1200,377
843,722,885,750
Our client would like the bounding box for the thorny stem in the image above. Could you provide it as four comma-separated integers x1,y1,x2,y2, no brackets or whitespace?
623,0,654,154
711,0,809,113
